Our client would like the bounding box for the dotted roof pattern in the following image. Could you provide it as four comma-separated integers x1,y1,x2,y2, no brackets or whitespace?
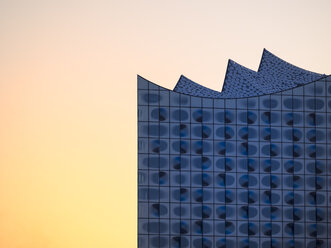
173,75,223,98
257,49,324,92
221,60,262,98
173,49,325,98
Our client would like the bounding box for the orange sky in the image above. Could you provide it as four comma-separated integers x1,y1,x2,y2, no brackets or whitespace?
0,1,330,247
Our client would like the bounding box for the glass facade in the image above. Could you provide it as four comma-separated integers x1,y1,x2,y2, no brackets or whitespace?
138,74,331,248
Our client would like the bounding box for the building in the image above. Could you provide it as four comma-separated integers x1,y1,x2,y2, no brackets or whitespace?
138,49,331,248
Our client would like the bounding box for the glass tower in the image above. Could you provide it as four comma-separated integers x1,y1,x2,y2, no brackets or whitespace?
138,49,331,248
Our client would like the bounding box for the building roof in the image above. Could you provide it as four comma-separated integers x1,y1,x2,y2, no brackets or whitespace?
173,49,325,98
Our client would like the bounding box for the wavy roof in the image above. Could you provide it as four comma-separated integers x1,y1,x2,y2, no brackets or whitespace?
173,49,325,98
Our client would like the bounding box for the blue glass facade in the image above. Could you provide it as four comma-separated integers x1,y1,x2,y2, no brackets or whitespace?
138,51,331,247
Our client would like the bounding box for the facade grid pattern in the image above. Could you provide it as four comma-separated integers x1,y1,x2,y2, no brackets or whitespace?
138,74,331,248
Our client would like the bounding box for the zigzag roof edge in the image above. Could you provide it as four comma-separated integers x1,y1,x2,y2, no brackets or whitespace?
171,49,326,98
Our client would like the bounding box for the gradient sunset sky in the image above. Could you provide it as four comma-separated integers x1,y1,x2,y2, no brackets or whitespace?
1,1,331,247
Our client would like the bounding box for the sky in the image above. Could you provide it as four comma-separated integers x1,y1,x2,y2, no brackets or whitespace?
0,0,330,247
